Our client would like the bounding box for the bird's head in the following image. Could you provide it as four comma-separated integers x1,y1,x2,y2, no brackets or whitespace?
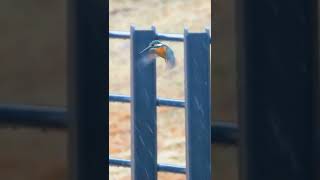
139,40,166,57
139,40,176,69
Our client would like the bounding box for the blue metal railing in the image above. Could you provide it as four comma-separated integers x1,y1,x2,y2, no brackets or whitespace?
109,30,212,42
0,104,65,129
109,157,186,174
109,94,185,107
0,28,236,180
110,27,211,180
0,104,238,144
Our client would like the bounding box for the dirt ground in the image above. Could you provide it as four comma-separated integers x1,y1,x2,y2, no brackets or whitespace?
109,0,210,179
110,0,238,180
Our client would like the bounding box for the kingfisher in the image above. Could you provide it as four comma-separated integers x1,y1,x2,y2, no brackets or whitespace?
139,40,176,69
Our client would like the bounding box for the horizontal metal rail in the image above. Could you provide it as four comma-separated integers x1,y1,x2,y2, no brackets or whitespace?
109,157,186,174
0,104,66,129
109,94,185,108
108,94,240,144
109,31,212,43
212,122,239,144
0,104,238,144
109,31,130,39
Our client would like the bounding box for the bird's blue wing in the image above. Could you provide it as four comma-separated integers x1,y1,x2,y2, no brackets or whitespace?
165,46,176,69
140,52,157,67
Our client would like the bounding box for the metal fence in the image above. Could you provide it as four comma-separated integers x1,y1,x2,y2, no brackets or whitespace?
1,0,319,179
109,27,211,179
0,26,238,180
109,27,237,179
109,26,212,179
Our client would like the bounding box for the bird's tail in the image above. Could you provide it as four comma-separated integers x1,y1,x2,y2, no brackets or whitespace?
165,47,176,69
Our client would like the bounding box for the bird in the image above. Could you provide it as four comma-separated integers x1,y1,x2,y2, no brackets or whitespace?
139,40,176,69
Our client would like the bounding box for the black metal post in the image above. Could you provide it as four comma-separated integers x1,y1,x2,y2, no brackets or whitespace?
236,0,319,179
68,0,107,179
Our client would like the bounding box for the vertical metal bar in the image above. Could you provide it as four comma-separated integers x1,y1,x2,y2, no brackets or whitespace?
67,0,107,179
236,0,319,179
130,26,157,180
314,1,320,178
184,29,211,180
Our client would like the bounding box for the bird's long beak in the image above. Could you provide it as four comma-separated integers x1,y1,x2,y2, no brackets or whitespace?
139,45,152,54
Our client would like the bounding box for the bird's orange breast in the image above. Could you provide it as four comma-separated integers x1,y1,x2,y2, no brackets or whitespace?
155,46,166,59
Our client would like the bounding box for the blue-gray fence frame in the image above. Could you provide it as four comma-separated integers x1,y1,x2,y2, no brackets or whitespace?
130,27,158,179
0,30,239,179
109,27,212,180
